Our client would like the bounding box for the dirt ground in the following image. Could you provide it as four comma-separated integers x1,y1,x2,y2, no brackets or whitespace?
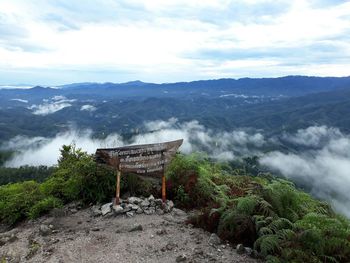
0,206,259,263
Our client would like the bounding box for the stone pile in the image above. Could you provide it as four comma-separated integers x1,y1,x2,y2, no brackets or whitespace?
91,195,175,218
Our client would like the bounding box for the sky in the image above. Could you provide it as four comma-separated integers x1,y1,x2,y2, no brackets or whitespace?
0,0,350,85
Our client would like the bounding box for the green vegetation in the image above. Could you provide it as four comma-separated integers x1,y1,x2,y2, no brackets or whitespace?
0,147,349,262
0,145,115,225
166,154,350,263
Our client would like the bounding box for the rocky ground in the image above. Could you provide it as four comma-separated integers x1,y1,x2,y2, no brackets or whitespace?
0,196,260,263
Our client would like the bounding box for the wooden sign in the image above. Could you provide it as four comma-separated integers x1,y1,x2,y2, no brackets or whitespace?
95,139,183,204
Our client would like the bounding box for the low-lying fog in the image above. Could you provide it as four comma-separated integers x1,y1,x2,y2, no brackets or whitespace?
1,119,349,218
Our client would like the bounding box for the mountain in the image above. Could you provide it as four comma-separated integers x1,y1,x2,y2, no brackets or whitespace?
1,76,350,142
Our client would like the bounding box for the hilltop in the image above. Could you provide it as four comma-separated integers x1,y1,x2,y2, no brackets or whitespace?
0,199,257,263
0,146,349,262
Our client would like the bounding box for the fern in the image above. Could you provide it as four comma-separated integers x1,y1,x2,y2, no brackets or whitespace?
254,234,280,256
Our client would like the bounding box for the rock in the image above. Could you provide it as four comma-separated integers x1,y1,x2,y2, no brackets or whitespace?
208,233,221,246
144,209,152,215
39,224,52,236
148,195,155,201
166,241,177,251
245,247,253,255
140,199,150,208
176,254,187,262
127,204,139,210
101,202,112,216
135,207,143,214
129,224,143,232
126,211,134,217
236,244,246,254
70,208,78,214
91,205,102,217
172,208,187,217
156,209,164,215
112,205,124,215
154,198,163,206
156,228,167,235
91,227,100,232
127,197,143,204
48,224,54,229
164,200,174,213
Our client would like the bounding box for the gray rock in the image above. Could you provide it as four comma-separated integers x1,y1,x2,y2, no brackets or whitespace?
166,241,177,251
156,209,165,215
127,197,143,204
101,202,112,216
140,200,150,208
245,247,253,255
126,211,134,217
112,205,124,215
128,204,139,210
164,200,174,213
154,198,163,206
135,208,143,214
208,233,221,246
176,254,187,262
129,224,143,232
144,209,152,215
236,244,246,254
70,208,78,214
148,194,155,202
156,228,167,235
39,224,52,236
91,205,102,217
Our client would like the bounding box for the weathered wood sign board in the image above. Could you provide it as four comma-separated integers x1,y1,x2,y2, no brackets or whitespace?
95,139,183,204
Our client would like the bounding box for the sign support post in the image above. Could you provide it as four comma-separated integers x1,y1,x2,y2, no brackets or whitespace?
116,169,121,205
162,173,166,203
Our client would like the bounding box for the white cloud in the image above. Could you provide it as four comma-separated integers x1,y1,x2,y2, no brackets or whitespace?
282,125,343,147
28,96,76,115
80,105,96,112
10,98,28,103
0,0,349,84
260,126,350,218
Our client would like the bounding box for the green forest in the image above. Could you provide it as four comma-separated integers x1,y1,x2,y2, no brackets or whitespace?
0,145,349,262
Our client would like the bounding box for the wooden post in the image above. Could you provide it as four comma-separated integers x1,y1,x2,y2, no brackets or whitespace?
162,172,166,203
116,170,121,205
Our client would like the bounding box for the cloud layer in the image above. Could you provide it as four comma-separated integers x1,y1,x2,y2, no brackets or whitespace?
260,126,350,218
1,121,350,218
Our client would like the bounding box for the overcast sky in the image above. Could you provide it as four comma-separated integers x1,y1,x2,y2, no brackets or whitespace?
0,0,350,85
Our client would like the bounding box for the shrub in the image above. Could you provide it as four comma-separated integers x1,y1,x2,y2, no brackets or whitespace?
41,144,116,204
0,181,43,225
28,196,63,219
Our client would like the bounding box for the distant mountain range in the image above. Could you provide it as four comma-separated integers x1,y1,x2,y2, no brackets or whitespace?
1,75,350,142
